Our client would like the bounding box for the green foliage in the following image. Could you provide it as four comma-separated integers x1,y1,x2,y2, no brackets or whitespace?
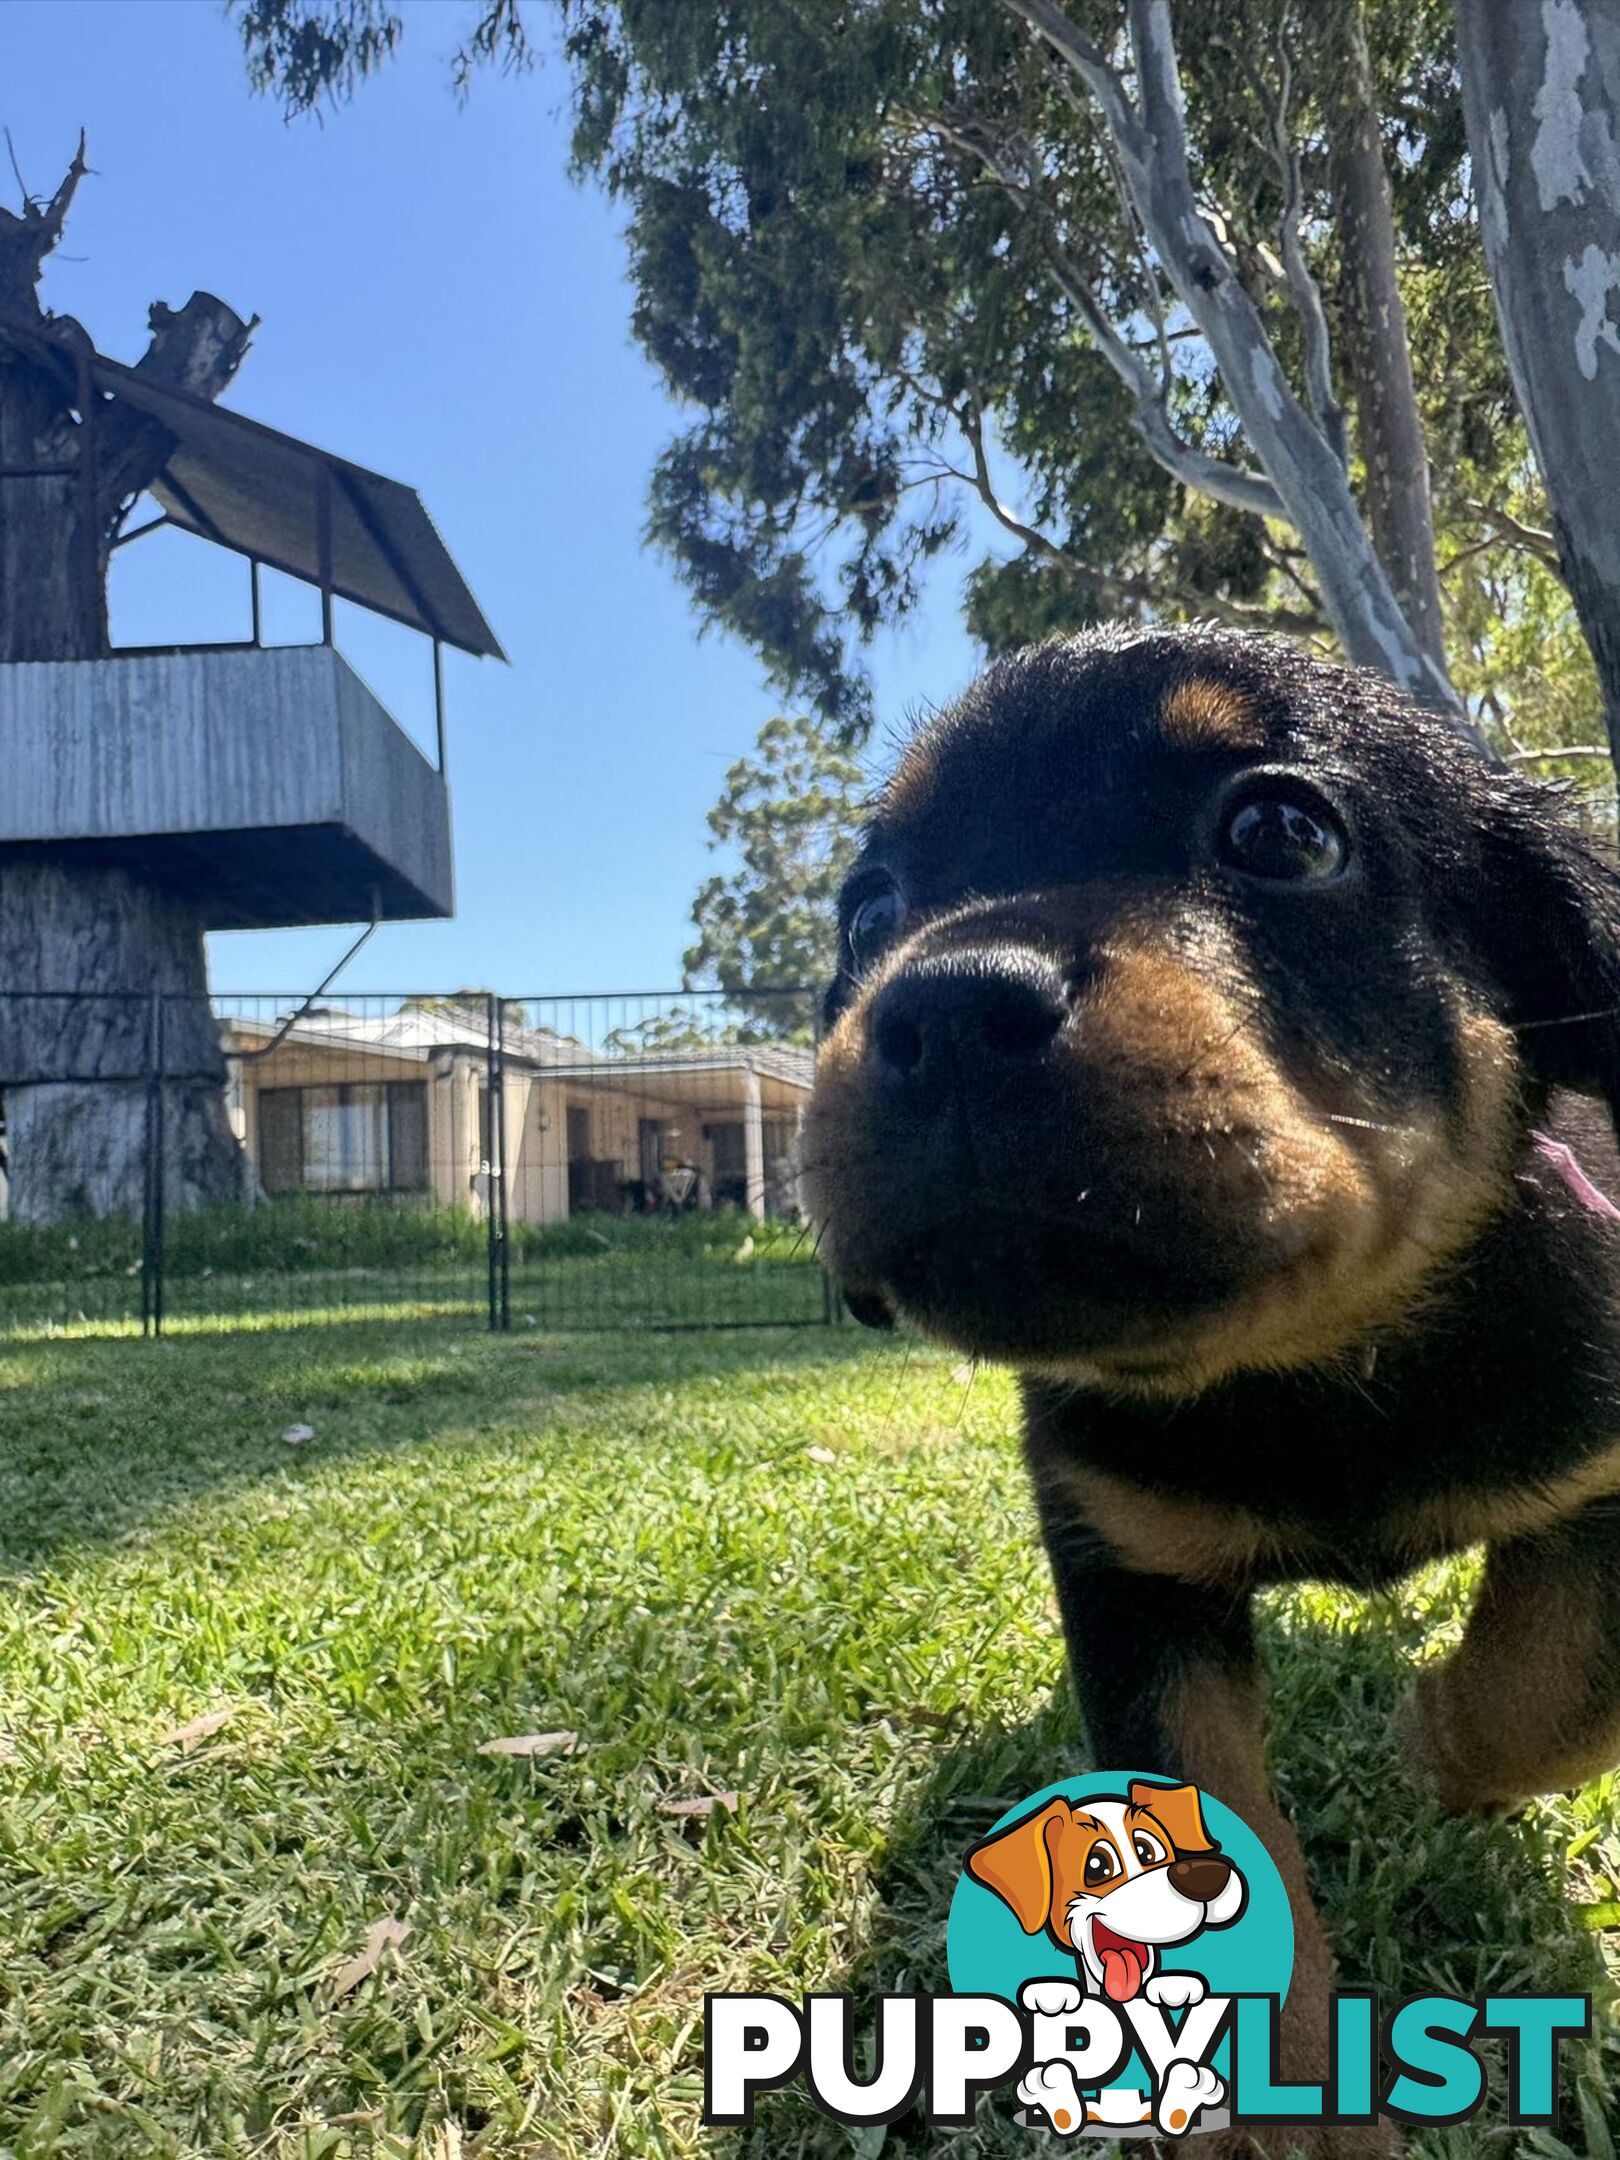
600,1004,743,1054
682,711,866,1038
228,0,1614,810
231,0,525,109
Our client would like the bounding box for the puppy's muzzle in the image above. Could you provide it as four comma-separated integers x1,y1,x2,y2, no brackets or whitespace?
867,948,1071,1105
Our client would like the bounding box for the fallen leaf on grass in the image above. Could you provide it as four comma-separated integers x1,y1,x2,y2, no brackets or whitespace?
280,1423,316,1446
805,1444,837,1465
328,1915,411,2002
658,1791,739,1819
477,1730,580,1759
159,1707,235,1752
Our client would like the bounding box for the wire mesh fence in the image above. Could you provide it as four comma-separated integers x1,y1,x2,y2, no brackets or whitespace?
0,988,835,1338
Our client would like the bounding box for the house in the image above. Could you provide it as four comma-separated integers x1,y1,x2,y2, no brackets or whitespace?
219,1004,814,1223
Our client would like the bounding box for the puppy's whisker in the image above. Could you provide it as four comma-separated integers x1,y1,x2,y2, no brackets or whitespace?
1323,1112,1422,1137
1515,1004,1620,1031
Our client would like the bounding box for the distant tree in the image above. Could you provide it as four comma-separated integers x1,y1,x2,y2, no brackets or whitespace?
683,713,865,1039
601,1006,744,1056
398,989,501,1023
229,0,1620,795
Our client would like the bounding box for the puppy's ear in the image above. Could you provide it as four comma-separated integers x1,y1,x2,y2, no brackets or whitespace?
965,1799,1067,1932
1130,1779,1215,1855
1475,787,1620,1120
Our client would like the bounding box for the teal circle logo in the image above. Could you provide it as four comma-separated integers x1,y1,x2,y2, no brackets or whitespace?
946,1772,1293,2137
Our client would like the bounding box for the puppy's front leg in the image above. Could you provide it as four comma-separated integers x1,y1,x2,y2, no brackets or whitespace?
1034,1489,1392,2158
1405,1497,1620,1814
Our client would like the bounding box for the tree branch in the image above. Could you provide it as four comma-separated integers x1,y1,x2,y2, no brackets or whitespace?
1260,49,1348,468
949,397,1324,636
1503,745,1613,763
910,108,1286,521
0,130,88,312
94,292,259,530
1462,498,1561,570
1001,0,1462,715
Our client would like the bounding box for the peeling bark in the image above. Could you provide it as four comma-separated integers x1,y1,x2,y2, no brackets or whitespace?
1456,0,1620,767
0,143,254,1219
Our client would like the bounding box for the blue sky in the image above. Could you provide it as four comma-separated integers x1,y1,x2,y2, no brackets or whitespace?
1,0,990,997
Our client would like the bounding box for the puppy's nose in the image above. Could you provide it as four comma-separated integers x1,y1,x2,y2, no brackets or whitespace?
1168,1855,1231,1903
869,951,1068,1091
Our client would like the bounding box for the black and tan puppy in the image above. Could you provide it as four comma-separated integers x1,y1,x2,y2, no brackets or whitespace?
802,624,1620,2144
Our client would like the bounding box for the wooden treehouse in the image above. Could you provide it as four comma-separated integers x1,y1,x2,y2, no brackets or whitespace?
0,159,502,1219
0,328,501,926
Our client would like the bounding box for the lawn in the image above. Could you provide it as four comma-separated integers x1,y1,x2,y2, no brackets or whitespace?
0,1311,1617,2158
0,1207,827,1338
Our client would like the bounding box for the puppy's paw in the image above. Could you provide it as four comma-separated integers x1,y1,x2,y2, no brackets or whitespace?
1155,2057,1223,2137
1019,1976,1086,2018
1145,1969,1206,2010
1016,2059,1087,2135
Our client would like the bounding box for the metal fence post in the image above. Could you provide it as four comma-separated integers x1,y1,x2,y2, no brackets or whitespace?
498,997,511,1331
485,991,509,1332
141,990,166,1338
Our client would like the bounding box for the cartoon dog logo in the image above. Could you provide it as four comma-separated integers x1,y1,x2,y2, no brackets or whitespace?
966,1780,1246,2135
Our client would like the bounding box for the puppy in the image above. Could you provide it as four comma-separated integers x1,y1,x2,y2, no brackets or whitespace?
802,625,1620,2144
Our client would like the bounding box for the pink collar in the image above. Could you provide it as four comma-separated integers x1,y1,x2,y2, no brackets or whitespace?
1530,1129,1620,1222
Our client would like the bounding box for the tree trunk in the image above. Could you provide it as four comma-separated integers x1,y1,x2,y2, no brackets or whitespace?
1456,0,1620,765
1006,0,1463,717
0,861,245,1222
1330,4,1449,681
0,144,255,1221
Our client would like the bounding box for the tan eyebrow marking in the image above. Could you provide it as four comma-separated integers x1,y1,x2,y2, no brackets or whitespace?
1160,678,1268,751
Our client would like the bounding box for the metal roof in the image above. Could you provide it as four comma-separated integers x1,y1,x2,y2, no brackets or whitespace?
92,355,506,659
0,315,503,659
223,1006,816,1089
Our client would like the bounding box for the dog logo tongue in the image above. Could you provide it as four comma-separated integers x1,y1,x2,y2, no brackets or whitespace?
1093,1921,1147,2002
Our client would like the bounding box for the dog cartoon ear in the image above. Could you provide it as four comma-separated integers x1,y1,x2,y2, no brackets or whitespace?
1475,783,1620,1126
965,1800,1068,1933
1129,1780,1216,1855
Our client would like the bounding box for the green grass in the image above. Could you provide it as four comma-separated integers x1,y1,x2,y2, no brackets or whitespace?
0,1312,1616,2157
0,1215,825,1338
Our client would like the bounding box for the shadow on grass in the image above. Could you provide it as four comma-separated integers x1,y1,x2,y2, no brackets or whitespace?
723,1598,1616,2158
0,1311,880,1575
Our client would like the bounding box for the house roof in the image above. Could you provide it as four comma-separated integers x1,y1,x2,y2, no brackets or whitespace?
0,317,503,659
223,1004,816,1091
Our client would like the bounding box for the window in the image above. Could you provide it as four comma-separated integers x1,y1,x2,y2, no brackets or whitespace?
305,1085,386,1191
258,1082,429,1194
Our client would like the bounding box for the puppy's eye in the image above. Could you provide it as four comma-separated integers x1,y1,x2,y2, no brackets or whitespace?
848,882,907,970
1083,1845,1119,1887
1218,785,1348,884
1132,1831,1167,1867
